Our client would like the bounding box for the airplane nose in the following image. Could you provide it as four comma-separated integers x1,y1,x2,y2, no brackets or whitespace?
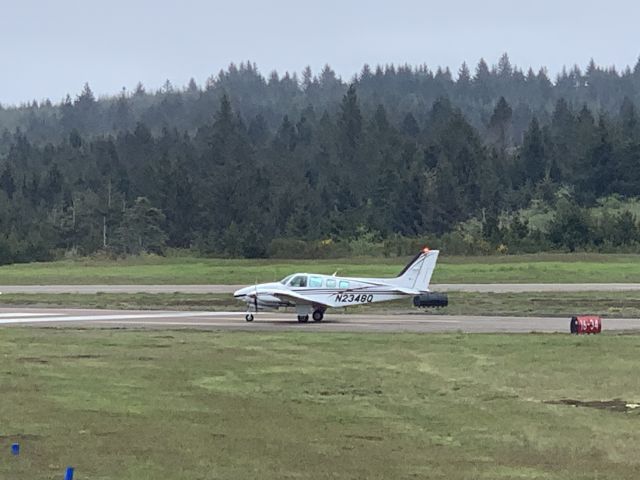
234,286,256,298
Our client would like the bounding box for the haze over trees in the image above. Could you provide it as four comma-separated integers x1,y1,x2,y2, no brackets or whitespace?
1,54,640,261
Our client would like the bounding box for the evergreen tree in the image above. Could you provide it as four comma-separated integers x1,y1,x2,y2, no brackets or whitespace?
401,113,420,137
336,84,362,162
0,165,16,199
115,196,167,254
520,117,546,184
548,199,592,251
488,97,513,150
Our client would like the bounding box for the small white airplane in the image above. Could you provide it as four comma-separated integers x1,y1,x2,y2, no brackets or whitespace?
234,248,439,322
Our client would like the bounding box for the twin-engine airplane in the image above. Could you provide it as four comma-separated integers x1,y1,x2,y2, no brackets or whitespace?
234,248,439,323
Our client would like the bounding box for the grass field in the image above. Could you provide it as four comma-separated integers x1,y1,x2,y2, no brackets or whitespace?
0,329,639,479
2,290,640,318
1,253,640,285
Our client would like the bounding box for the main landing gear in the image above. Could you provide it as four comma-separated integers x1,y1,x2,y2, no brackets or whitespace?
297,309,324,323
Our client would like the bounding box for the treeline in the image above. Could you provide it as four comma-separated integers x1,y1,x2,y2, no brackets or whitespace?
1,57,640,261
2,54,640,149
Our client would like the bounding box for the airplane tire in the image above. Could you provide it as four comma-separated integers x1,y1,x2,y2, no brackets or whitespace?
245,314,254,322
312,310,324,322
298,315,309,323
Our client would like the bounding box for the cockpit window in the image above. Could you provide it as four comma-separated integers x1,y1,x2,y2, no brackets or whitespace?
288,275,308,288
280,274,294,285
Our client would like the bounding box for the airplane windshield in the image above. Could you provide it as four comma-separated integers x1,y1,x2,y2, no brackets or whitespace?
280,274,294,285
288,275,307,287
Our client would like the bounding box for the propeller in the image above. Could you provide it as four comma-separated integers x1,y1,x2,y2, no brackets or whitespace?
253,281,258,313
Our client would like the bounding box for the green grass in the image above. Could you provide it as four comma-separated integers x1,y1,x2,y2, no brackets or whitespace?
3,290,640,318
2,253,640,284
441,291,640,318
1,329,639,479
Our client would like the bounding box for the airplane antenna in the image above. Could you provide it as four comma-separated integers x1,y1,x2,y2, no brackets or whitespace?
332,270,339,277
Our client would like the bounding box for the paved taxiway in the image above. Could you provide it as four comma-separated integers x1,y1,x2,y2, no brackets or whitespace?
1,308,639,333
2,283,640,294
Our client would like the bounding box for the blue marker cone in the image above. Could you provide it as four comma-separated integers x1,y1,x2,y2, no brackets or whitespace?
64,466,74,480
11,443,20,456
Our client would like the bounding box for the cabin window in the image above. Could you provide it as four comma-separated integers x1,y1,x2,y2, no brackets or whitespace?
339,280,350,289
289,275,308,287
309,276,323,288
326,279,336,288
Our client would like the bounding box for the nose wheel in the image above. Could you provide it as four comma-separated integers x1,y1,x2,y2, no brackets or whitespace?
245,314,254,322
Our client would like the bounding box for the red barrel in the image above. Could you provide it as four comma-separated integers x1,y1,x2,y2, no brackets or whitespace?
570,316,602,334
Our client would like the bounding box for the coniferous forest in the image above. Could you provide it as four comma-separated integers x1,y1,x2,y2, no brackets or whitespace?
2,54,640,261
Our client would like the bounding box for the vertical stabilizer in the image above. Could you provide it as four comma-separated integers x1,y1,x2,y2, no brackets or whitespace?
392,249,439,291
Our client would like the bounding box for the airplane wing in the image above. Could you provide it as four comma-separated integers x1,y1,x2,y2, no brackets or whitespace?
247,288,331,308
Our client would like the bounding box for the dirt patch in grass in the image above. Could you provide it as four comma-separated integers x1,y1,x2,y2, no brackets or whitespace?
344,434,385,441
311,386,384,397
0,433,43,440
17,357,49,364
18,353,104,364
546,398,640,413
61,354,102,359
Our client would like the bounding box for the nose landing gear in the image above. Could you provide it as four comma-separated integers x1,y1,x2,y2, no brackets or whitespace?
245,313,254,322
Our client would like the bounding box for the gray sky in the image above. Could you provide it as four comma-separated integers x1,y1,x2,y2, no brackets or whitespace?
1,0,639,106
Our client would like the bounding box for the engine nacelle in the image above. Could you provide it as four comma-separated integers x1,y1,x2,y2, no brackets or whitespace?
413,292,448,308
244,294,290,311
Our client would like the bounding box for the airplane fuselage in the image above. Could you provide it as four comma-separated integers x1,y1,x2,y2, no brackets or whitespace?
234,275,416,310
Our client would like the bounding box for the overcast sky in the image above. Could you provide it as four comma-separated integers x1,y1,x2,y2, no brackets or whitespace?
1,0,639,105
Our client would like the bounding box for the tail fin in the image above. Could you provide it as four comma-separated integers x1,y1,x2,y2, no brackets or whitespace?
393,248,439,292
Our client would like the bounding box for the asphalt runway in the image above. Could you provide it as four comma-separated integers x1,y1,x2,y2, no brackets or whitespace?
1,307,639,333
2,283,640,294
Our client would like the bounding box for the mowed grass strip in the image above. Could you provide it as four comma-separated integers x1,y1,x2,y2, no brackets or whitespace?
1,253,640,285
0,329,639,479
3,290,640,318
